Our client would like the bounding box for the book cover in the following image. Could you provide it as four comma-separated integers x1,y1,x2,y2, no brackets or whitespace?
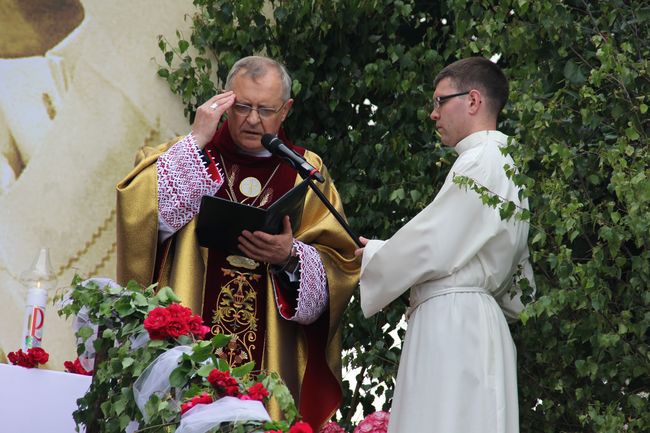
196,178,309,252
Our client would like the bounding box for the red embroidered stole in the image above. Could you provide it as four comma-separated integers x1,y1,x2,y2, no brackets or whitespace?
202,122,305,369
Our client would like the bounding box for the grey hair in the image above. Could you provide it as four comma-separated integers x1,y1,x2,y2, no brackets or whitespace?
224,56,292,101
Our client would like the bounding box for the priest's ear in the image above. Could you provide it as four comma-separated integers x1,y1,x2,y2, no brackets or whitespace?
280,99,294,122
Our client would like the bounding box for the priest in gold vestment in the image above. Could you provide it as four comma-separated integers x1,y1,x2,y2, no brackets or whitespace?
116,56,359,430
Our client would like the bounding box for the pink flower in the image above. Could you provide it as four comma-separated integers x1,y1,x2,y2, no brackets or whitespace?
353,411,390,433
319,421,347,433
289,421,313,433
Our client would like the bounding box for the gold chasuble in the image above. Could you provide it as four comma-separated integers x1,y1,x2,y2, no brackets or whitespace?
116,123,359,430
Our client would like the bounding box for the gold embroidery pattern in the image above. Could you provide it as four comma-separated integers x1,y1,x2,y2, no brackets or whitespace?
212,268,261,367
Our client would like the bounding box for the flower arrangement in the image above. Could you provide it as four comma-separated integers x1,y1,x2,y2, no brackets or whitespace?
57,276,309,433
352,411,390,433
7,346,49,368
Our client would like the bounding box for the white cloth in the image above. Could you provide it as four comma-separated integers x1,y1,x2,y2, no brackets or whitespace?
175,396,271,433
0,363,92,433
360,130,534,433
133,345,193,421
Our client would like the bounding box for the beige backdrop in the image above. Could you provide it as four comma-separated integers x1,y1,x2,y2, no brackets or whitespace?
0,0,196,368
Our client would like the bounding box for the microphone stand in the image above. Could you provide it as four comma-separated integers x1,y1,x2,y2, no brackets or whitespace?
304,173,409,305
301,173,364,248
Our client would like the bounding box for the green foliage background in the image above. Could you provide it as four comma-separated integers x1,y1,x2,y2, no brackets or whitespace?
157,1,649,431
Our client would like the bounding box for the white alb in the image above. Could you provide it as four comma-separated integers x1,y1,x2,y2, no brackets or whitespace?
360,130,535,433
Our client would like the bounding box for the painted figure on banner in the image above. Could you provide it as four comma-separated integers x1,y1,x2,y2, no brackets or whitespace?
0,0,195,368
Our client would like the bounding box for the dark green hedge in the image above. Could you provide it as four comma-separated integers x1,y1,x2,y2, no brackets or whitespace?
158,1,649,431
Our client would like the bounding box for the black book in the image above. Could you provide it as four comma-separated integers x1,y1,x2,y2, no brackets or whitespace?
196,178,309,252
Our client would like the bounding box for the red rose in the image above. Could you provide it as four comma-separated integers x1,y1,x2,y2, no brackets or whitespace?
165,317,190,338
188,316,210,339
144,307,172,339
207,369,240,397
64,360,76,372
64,358,93,375
180,401,195,414
163,303,192,338
197,325,211,339
8,349,35,368
8,347,50,368
289,421,313,433
166,303,193,321
193,392,214,405
245,382,269,402
28,347,49,365
180,392,213,415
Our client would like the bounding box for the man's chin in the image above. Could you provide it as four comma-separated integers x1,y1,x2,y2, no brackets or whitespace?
238,137,264,152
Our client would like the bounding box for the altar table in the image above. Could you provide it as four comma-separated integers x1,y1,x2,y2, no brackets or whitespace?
0,363,91,433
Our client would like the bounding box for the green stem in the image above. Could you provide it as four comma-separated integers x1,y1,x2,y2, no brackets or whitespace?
134,421,179,433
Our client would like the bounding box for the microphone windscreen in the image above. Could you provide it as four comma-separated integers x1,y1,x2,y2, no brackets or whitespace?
261,134,279,151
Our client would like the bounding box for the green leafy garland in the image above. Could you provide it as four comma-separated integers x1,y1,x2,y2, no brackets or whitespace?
57,276,299,433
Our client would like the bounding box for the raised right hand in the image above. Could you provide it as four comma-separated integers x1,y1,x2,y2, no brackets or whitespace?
191,91,236,148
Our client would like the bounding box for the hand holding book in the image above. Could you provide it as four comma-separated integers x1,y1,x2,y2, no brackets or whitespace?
195,178,309,255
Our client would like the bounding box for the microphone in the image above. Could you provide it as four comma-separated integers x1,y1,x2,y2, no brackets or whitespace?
261,134,325,182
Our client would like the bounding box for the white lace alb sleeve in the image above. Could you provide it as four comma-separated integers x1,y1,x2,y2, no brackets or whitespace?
157,134,223,241
283,240,329,325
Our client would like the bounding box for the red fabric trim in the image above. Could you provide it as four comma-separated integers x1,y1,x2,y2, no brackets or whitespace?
204,151,222,183
271,274,297,319
299,313,342,431
202,121,339,430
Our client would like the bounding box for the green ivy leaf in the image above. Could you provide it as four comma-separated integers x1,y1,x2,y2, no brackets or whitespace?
211,333,231,348
231,361,255,378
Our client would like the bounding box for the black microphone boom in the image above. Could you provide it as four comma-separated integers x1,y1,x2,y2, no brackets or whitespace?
260,133,363,247
261,134,325,183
